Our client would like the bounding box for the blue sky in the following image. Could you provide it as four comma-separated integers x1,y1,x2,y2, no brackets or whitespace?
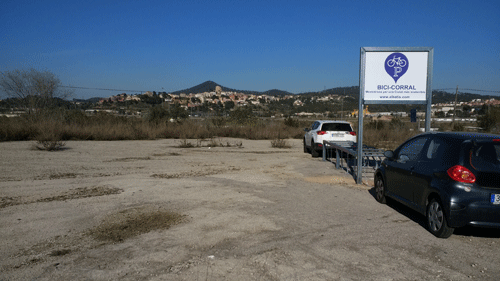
1,0,499,99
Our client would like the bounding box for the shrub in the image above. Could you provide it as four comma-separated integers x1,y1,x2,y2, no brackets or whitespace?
0,116,34,141
33,121,66,151
389,117,405,129
63,109,89,126
477,107,500,133
146,106,169,125
177,139,195,148
211,117,226,128
230,107,256,125
366,119,385,130
363,120,418,151
284,116,300,127
270,132,292,148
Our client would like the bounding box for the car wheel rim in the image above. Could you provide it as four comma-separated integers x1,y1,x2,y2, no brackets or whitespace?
375,178,384,200
428,202,443,232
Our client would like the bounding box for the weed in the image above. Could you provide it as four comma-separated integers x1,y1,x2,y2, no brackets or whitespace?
177,139,195,148
34,140,66,151
271,132,292,148
271,138,292,148
284,116,300,127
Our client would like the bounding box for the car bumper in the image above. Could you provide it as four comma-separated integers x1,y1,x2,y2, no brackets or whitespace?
448,200,500,228
312,142,323,151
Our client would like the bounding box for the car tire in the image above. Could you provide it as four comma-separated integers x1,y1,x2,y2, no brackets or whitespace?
374,175,386,204
303,139,309,153
311,141,320,158
426,198,454,238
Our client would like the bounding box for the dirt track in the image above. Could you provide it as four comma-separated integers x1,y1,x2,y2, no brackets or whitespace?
1,139,499,280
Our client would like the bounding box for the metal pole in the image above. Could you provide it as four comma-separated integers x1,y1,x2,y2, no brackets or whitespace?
357,104,364,184
357,48,366,184
425,48,434,132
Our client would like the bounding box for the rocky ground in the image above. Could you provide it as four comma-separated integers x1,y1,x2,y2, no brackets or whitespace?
1,138,499,280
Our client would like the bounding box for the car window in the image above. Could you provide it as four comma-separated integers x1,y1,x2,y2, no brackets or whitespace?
321,123,352,132
471,143,500,171
311,122,320,130
426,138,444,159
397,137,429,161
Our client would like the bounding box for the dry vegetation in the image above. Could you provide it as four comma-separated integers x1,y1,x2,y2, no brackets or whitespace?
88,206,185,243
1,109,490,151
0,111,306,143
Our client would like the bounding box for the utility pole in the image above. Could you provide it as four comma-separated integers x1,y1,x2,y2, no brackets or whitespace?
452,86,458,130
341,89,345,120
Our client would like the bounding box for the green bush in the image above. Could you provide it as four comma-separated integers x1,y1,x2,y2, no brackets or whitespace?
230,107,256,125
146,106,169,125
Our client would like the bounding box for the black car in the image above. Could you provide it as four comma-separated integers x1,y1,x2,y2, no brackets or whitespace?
374,132,500,238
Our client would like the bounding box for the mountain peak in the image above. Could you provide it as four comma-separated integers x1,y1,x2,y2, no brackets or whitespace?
171,81,292,96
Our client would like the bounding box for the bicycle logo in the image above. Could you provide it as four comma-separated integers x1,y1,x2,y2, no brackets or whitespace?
384,52,409,83
387,56,407,68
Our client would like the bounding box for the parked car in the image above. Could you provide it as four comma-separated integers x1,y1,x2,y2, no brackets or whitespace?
303,120,356,157
374,132,500,238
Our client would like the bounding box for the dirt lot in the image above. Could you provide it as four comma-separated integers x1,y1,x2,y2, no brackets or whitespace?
1,138,500,280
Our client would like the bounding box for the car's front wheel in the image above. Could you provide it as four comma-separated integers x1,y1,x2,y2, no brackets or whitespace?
426,198,454,238
374,175,386,204
303,139,309,153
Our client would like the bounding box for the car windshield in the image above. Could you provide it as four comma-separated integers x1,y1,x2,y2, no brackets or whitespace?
321,123,352,132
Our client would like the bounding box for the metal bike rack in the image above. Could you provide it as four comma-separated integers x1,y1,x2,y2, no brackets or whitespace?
322,141,386,182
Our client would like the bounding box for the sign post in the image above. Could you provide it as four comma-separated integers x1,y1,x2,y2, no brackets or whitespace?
357,47,433,184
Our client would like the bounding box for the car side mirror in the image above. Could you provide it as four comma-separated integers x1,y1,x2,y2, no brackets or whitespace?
304,128,310,132
384,150,394,159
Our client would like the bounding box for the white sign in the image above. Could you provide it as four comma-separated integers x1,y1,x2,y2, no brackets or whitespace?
364,51,429,101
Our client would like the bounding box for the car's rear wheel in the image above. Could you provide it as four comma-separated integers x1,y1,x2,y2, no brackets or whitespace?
426,198,454,238
374,175,386,204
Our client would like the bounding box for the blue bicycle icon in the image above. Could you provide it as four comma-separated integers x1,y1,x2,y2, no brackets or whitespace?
387,55,407,68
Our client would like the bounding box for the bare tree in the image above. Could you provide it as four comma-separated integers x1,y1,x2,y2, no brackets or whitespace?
0,69,71,114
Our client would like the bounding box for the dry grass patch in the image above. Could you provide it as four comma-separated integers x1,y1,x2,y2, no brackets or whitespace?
35,173,80,180
36,186,123,203
88,206,185,243
104,157,152,162
0,186,123,208
151,167,241,179
176,138,243,148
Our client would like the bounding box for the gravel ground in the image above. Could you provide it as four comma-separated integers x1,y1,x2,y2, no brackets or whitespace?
1,138,499,280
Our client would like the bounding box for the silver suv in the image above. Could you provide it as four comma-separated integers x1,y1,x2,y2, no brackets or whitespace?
303,120,357,157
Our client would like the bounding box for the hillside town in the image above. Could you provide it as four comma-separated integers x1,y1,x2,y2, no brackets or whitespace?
95,85,500,118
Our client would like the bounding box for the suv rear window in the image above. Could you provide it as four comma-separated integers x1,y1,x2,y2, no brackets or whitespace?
321,123,352,132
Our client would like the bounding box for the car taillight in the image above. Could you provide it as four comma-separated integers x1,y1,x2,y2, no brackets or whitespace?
494,139,500,142
317,131,327,135
447,165,476,183
349,131,356,136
